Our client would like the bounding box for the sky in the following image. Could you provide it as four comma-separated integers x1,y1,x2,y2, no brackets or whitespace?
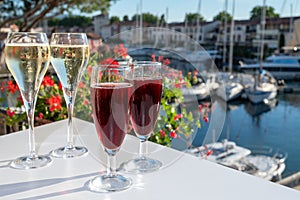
102,0,300,22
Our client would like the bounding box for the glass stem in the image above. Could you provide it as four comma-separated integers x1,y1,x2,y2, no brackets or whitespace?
27,102,37,159
139,138,147,159
66,101,74,149
106,151,117,177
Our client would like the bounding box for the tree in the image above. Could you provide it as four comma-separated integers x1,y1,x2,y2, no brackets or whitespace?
185,13,205,23
213,11,232,22
0,0,116,31
250,5,280,20
132,12,159,24
123,15,129,22
48,16,92,28
110,16,120,24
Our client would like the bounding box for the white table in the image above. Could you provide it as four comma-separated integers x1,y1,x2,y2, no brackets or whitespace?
0,119,299,199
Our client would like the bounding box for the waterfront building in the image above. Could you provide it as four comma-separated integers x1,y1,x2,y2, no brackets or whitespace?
93,14,300,53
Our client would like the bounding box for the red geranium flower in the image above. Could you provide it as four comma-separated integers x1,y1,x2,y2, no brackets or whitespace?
203,116,209,123
0,82,5,92
170,131,177,139
47,95,62,112
6,109,15,118
58,82,63,90
17,94,23,105
101,58,119,66
174,114,183,121
6,81,18,94
41,76,54,87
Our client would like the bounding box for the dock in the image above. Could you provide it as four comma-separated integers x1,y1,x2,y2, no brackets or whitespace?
277,85,300,93
277,171,300,191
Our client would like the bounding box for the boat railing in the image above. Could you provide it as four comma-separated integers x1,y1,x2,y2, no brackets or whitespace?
243,145,288,163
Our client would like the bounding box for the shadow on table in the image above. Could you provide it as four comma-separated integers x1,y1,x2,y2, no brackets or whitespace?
0,159,12,168
0,172,99,199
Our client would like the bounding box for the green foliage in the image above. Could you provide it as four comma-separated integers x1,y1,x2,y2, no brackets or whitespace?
1,75,68,131
132,12,159,24
123,15,129,22
213,11,233,22
185,13,205,23
0,0,115,31
250,5,280,20
110,16,121,24
48,16,93,28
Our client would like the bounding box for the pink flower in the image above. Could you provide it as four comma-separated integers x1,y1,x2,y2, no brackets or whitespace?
83,99,89,106
158,56,163,62
198,104,203,112
159,130,166,138
39,113,44,119
78,82,85,89
151,54,156,62
174,114,183,121
203,116,209,123
163,58,170,65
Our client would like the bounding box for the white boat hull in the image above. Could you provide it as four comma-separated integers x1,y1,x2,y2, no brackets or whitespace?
216,82,244,102
181,83,210,102
186,140,287,181
245,83,277,104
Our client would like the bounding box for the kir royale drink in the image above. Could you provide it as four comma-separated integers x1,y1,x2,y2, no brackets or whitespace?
130,77,162,136
91,83,132,150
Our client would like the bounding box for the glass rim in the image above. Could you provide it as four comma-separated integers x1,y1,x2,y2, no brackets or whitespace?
6,32,48,44
133,61,161,66
51,32,87,36
8,31,46,34
92,64,132,70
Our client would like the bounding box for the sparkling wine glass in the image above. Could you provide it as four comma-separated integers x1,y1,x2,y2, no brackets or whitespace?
121,61,163,173
50,33,89,158
87,65,132,192
4,32,52,169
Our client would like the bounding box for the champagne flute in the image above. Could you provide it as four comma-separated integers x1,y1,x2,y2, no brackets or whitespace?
4,32,52,169
121,61,163,173
87,65,132,192
50,33,89,158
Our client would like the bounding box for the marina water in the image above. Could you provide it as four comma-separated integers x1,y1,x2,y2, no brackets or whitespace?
193,89,300,178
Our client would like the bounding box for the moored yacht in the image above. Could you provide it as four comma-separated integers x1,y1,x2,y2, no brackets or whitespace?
240,54,300,80
244,70,277,104
186,140,287,181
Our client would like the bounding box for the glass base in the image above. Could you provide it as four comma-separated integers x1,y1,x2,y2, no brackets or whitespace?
10,155,52,170
121,157,162,173
51,146,88,158
87,174,132,193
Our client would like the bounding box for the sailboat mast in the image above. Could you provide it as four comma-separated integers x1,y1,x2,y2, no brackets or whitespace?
228,0,235,74
260,0,266,73
140,0,143,46
196,0,201,45
222,0,228,72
